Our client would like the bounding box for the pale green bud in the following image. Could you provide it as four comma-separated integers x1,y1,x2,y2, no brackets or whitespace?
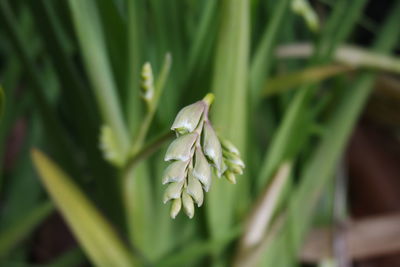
192,147,212,192
182,191,195,219
187,173,204,207
224,151,245,169
170,198,182,219
171,101,205,134
221,139,240,156
203,122,223,173
163,181,184,203
162,160,189,184
224,171,237,184
165,133,198,161
140,62,154,103
230,164,243,175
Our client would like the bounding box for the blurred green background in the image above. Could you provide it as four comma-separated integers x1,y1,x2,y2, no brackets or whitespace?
0,0,400,266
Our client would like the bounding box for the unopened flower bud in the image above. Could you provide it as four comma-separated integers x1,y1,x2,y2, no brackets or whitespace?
171,101,205,135
230,164,243,175
203,122,223,172
182,191,194,219
224,152,245,169
162,160,189,184
224,171,237,184
170,198,182,219
192,147,212,192
163,181,184,203
187,173,204,207
165,133,198,161
221,139,240,156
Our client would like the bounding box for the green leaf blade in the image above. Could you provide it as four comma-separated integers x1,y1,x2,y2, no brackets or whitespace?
207,0,250,241
31,149,136,267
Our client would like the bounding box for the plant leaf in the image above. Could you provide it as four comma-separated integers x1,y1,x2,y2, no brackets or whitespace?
31,149,136,267
264,65,353,97
207,0,250,241
67,0,130,155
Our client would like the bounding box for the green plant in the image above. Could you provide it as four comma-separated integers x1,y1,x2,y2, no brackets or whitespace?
0,0,399,266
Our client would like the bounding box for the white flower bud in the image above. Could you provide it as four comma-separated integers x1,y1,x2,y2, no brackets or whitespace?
163,181,184,203
203,122,223,173
187,173,204,207
170,198,182,219
171,101,205,135
162,160,189,184
182,191,194,219
164,133,198,161
192,147,212,192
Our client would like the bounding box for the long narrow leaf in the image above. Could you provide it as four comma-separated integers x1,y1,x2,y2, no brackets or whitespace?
207,0,250,241
249,0,291,105
67,0,130,155
264,65,353,97
31,149,136,267
259,2,400,266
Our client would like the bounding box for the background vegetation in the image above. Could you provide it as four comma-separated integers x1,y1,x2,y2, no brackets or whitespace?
0,0,399,266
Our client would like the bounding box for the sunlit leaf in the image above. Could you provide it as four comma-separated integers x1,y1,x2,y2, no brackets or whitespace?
31,149,136,267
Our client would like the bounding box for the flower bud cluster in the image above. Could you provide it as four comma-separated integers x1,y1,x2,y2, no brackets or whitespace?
163,95,244,219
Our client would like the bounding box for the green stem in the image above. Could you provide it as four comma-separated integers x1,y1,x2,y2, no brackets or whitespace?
125,131,173,175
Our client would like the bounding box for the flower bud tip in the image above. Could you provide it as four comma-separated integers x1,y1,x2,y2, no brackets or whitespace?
203,93,215,106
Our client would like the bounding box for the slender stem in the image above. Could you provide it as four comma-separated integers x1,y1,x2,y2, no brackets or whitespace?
124,131,174,176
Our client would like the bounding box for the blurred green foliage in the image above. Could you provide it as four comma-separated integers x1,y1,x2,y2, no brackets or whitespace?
0,0,399,266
